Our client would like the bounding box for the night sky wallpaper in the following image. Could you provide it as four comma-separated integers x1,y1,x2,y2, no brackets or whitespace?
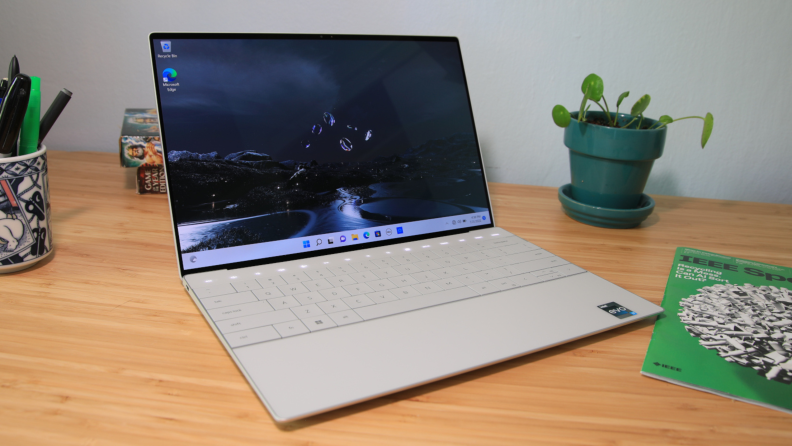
154,37,490,254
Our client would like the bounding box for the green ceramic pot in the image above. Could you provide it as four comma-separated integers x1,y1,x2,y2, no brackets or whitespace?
564,111,666,209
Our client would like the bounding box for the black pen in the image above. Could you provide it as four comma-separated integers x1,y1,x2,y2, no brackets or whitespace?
0,74,31,158
39,88,72,145
8,55,19,81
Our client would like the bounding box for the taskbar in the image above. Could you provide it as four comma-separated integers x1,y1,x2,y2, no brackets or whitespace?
182,211,491,271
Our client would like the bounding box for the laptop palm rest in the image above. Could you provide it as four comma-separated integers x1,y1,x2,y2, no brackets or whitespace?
232,272,661,421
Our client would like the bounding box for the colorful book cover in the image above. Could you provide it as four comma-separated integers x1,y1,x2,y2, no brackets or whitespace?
136,163,167,195
119,108,162,167
642,247,792,414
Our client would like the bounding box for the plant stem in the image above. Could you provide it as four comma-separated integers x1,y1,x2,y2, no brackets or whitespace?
655,116,704,129
601,96,613,126
623,117,638,129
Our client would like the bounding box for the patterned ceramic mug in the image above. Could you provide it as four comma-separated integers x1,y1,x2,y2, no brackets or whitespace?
0,145,52,273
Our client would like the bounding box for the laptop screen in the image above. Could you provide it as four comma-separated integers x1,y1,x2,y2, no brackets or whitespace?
150,34,494,273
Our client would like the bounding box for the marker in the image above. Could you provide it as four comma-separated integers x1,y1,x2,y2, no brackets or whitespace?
0,74,31,158
19,76,41,155
38,88,72,145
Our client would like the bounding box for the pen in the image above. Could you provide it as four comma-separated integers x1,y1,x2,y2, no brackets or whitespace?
38,88,72,145
0,74,31,158
7,56,20,155
8,55,19,82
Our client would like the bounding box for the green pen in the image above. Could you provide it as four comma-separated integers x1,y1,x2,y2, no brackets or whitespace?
19,75,41,155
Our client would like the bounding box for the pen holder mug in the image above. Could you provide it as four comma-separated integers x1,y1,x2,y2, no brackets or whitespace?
0,145,52,273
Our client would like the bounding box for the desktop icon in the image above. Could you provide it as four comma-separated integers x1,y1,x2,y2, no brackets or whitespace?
352,234,359,241
482,216,487,221
375,231,381,237
385,228,392,236
303,240,310,248
163,68,178,82
328,237,334,245
363,232,370,239
397,227,404,234
160,41,172,52
340,235,347,242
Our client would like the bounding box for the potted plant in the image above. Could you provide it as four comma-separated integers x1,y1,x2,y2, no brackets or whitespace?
552,74,713,228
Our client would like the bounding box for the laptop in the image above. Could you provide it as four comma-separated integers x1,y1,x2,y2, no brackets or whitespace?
148,33,664,422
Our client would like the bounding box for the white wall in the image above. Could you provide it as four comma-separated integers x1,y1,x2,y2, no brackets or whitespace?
1,0,790,204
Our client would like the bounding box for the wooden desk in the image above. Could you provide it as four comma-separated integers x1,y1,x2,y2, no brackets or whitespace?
2,151,791,445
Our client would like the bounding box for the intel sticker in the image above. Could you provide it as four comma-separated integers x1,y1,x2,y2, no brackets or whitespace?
598,302,637,319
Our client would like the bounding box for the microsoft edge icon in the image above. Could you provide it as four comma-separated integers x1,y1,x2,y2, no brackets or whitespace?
163,68,178,82
363,232,370,239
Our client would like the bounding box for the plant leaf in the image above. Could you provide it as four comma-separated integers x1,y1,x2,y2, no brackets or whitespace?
581,74,604,102
701,112,714,148
631,94,651,116
659,115,673,125
616,91,630,108
579,87,591,122
552,105,571,127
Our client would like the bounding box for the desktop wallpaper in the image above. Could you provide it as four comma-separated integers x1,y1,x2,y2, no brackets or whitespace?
154,37,489,254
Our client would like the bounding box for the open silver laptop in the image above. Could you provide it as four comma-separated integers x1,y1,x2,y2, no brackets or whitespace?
148,33,663,422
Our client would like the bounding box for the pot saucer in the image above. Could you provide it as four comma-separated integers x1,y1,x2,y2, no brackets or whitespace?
558,184,655,229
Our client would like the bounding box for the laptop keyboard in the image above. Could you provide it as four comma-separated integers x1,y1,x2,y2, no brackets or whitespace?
188,233,585,348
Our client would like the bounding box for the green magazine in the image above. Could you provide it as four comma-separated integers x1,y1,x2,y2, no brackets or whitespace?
642,247,792,414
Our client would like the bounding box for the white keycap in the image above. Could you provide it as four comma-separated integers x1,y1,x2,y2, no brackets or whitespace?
267,295,301,310
277,283,310,296
317,299,351,314
305,268,336,280
256,274,288,288
476,267,512,281
392,253,418,264
372,267,400,279
327,265,355,276
302,315,337,332
231,280,262,292
392,286,422,299
413,250,440,261
434,267,462,278
281,271,311,284
343,283,375,296
215,309,298,334
488,278,519,291
273,320,310,338
291,303,325,319
388,275,419,287
368,279,397,291
326,275,357,287
253,286,285,300
201,291,257,310
393,264,421,275
319,287,351,300
435,257,463,267
342,295,376,309
413,281,444,295
329,310,363,326
192,283,236,299
434,277,466,290
366,290,399,304
511,273,544,286
456,273,485,286
303,279,334,291
293,291,326,305
410,271,441,283
466,282,501,295
349,260,376,272
371,257,400,268
349,271,379,283
208,300,274,321
224,325,281,348
355,286,479,320
413,260,442,271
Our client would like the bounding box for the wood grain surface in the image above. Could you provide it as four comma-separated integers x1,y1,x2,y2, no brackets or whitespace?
1,151,791,445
